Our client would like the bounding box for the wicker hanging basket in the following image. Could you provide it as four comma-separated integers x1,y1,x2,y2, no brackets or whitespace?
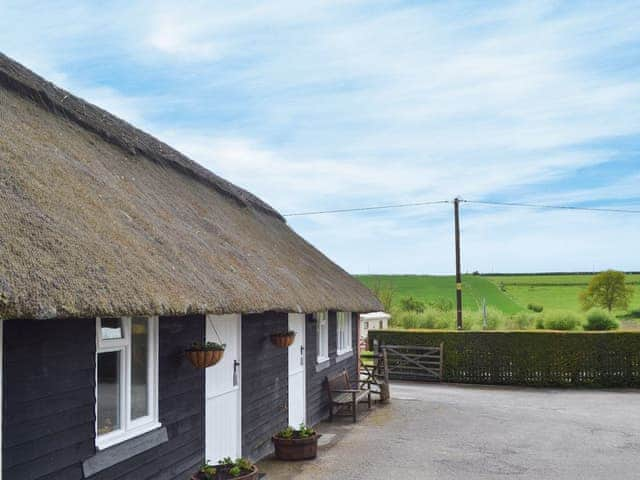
185,349,224,368
270,331,296,348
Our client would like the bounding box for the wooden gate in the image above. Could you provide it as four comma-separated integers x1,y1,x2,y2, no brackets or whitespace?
381,344,443,382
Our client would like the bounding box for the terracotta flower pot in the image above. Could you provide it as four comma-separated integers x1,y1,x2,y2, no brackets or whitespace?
272,433,320,460
185,349,224,368
270,332,296,348
191,465,258,480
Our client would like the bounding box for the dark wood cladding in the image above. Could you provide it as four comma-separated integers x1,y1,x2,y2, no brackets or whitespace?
305,312,359,426
241,312,289,461
3,318,96,480
3,315,205,480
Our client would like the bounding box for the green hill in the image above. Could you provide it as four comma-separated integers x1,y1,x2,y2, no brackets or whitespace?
484,274,640,315
357,274,523,314
357,273,640,321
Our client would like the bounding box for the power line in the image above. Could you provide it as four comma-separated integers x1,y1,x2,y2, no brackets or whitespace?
462,199,640,215
282,198,640,217
282,200,450,217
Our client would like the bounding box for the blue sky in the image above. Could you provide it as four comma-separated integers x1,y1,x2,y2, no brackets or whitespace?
2,0,640,274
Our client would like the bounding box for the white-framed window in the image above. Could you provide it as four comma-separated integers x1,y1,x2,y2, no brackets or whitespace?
96,316,160,450
337,311,353,355
315,311,329,363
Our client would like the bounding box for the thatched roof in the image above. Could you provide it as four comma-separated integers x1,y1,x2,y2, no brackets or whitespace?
0,53,381,320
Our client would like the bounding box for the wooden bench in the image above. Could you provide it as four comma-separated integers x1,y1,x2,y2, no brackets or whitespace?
325,370,371,422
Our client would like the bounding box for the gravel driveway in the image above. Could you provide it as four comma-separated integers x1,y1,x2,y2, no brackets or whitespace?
261,382,640,479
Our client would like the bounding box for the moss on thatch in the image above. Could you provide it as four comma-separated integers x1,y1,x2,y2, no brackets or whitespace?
0,54,382,319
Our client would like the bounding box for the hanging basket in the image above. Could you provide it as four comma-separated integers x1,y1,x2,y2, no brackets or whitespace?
185,348,224,368
186,317,227,368
270,331,296,348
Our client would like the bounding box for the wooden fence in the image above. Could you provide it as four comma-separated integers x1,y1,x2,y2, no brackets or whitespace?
379,344,443,382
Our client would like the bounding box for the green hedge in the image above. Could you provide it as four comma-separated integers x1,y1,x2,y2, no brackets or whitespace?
369,330,640,387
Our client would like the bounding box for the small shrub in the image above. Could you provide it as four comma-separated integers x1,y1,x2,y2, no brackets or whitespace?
542,311,582,331
397,311,420,329
413,310,439,329
483,307,506,330
428,297,454,312
527,303,544,313
506,312,537,330
399,296,426,313
396,309,455,329
464,307,506,330
584,307,619,331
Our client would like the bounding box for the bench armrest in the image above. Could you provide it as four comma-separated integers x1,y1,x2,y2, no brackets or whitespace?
330,389,361,394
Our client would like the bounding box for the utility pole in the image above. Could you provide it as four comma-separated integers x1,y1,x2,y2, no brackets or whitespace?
454,198,463,329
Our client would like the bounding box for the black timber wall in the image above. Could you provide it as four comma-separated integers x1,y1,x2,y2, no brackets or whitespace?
241,312,288,461
3,315,205,480
3,318,96,480
305,312,359,426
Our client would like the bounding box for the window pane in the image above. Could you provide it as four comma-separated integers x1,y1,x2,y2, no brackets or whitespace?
97,351,121,435
131,317,149,420
101,317,123,340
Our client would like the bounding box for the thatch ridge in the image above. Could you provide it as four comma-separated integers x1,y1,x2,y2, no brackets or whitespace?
0,53,283,221
0,53,382,319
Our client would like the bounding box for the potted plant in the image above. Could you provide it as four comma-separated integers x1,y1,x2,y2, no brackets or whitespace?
185,341,226,368
272,424,320,460
270,330,296,348
191,457,258,480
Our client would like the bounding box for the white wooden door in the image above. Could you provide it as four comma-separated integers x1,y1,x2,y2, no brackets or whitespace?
205,314,241,462
288,313,306,427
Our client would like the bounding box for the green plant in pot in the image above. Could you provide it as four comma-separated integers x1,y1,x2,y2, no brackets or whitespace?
191,457,258,480
185,341,226,368
272,423,320,461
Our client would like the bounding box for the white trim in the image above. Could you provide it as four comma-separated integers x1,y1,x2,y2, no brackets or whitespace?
95,316,160,451
336,311,353,355
315,311,329,363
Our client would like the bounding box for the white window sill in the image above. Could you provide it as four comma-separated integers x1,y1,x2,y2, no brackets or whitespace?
96,421,163,451
84,426,168,477
336,350,354,362
315,358,331,372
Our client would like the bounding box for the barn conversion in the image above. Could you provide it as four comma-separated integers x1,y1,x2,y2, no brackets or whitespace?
0,53,381,479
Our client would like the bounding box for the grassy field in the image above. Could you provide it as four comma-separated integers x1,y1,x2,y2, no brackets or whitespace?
357,273,640,321
357,274,522,314
484,274,640,317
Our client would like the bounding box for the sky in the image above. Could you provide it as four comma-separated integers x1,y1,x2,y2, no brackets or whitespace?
2,0,639,274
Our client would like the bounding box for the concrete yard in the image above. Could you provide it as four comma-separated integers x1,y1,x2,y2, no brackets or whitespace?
259,382,640,479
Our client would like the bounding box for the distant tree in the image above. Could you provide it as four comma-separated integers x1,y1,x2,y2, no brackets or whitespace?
399,296,426,313
527,303,544,313
428,297,454,312
371,279,395,312
579,270,634,312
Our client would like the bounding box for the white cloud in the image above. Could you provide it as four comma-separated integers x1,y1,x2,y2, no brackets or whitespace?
2,0,640,273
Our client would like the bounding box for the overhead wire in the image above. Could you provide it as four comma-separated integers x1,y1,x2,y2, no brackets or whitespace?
282,198,640,217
